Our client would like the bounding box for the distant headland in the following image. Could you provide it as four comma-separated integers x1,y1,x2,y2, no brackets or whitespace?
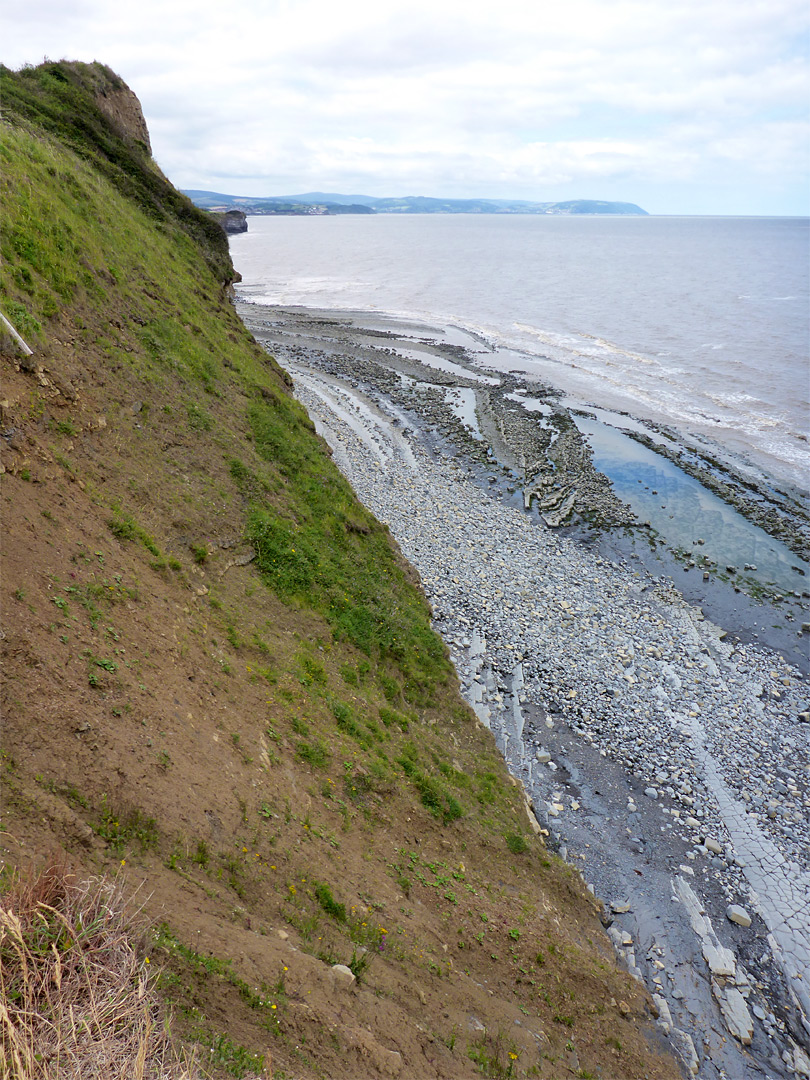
184,188,648,217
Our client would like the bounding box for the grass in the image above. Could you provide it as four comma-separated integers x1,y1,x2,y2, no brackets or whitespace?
93,798,159,855
247,395,451,705
397,743,464,824
0,864,197,1079
313,881,346,922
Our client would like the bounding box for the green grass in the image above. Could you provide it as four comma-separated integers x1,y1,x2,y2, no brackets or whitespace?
397,742,464,824
247,397,450,704
313,882,346,922
0,68,454,711
93,799,158,855
296,739,331,769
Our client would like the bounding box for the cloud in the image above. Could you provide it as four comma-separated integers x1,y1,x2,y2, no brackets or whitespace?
3,0,808,212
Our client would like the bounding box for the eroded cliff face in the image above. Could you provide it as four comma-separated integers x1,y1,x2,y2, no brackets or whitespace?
91,69,152,152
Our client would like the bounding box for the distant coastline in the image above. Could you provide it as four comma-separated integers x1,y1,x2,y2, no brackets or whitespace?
184,188,648,217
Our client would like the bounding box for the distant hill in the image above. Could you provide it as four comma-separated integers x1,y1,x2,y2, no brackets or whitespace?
183,189,649,216
182,189,375,216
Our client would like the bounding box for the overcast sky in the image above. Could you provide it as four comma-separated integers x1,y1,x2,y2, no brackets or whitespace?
5,0,809,214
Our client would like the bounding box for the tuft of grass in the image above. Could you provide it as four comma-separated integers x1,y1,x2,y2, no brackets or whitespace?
190,543,208,564
108,511,161,557
0,864,196,1078
313,881,346,922
93,798,159,855
296,739,331,769
397,743,463,824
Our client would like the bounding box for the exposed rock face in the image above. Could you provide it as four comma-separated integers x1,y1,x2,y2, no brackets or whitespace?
90,68,152,153
211,209,248,235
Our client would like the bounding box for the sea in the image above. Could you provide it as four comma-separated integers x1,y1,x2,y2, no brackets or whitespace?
230,213,809,496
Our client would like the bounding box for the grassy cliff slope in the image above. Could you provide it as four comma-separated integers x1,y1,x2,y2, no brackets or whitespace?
0,62,680,1080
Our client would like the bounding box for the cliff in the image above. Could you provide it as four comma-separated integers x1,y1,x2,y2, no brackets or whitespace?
0,61,678,1080
210,209,249,235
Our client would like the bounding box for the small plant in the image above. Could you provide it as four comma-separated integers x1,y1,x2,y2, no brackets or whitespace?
379,705,409,731
313,881,346,922
339,663,359,687
505,833,528,855
289,716,310,736
192,839,209,868
296,740,331,769
186,401,213,431
466,1030,519,1078
348,946,374,983
554,1014,575,1027
108,514,137,542
93,798,158,855
190,543,208,564
298,654,327,686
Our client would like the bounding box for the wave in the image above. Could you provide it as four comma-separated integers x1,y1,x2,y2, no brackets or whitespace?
234,270,809,490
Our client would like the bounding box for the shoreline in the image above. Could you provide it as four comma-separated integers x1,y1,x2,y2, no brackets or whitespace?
237,300,810,1078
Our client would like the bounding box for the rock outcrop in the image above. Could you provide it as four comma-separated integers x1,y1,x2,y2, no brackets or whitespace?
210,209,248,235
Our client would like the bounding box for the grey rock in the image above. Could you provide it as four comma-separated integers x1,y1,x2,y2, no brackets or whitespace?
726,904,752,928
331,963,356,987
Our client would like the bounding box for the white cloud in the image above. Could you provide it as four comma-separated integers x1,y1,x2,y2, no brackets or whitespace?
2,0,808,212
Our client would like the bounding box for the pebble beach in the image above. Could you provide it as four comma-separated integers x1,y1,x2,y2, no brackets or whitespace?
239,301,810,1080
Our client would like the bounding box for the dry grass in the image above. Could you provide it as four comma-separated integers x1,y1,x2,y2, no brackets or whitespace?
0,864,198,1080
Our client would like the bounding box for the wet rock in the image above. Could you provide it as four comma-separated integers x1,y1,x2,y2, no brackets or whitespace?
793,1045,810,1078
670,1029,700,1075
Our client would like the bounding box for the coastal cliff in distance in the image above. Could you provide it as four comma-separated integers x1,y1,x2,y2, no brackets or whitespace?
185,188,649,216
209,208,248,234
0,60,678,1079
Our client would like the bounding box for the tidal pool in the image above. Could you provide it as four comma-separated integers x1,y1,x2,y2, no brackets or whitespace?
575,416,810,597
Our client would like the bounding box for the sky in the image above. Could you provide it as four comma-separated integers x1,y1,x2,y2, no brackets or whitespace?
4,0,809,215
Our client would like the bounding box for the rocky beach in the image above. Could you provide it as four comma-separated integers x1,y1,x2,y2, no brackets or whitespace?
238,301,810,1080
